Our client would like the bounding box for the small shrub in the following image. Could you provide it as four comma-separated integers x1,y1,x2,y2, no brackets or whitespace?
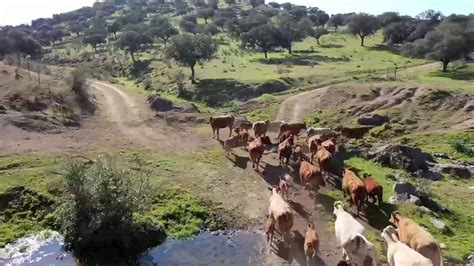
452,141,474,157
58,155,165,259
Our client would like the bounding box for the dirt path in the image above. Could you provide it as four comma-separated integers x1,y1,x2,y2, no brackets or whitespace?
275,62,441,123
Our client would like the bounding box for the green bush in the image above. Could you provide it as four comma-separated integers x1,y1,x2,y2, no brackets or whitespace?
452,141,474,157
58,156,165,260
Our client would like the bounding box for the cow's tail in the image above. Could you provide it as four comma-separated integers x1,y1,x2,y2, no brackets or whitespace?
377,186,384,206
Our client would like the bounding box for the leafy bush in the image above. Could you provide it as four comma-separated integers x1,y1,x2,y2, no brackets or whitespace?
452,141,474,157
67,69,96,114
57,156,165,260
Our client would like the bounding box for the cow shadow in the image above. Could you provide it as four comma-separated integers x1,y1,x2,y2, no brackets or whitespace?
317,192,337,215
227,153,249,169
289,201,310,220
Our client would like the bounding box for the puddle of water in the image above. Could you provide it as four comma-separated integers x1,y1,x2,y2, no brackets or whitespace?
0,230,75,266
139,231,267,266
0,230,267,266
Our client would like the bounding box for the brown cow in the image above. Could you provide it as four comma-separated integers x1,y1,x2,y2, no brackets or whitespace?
224,135,240,155
209,115,234,140
362,173,383,206
299,160,326,196
342,168,366,216
265,215,276,245
279,176,290,201
314,146,332,183
253,120,270,138
248,136,272,172
235,120,253,132
279,134,294,165
333,125,370,139
278,122,307,139
390,212,443,266
304,223,320,266
321,139,336,154
307,135,323,164
279,130,293,144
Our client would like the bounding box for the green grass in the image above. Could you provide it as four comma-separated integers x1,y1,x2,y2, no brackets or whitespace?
399,131,474,161
407,63,474,93
0,152,217,246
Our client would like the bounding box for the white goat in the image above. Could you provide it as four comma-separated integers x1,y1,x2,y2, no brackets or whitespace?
333,201,373,265
381,225,433,266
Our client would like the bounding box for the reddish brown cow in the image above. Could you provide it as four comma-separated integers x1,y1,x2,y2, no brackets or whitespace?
224,135,240,155
278,123,307,139
299,160,326,196
321,139,336,154
279,134,294,165
307,135,323,163
209,115,234,140
342,168,366,216
248,136,272,172
314,146,332,183
333,125,371,139
235,120,253,132
362,173,383,206
304,223,320,266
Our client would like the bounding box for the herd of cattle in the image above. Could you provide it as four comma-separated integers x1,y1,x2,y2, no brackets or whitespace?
209,115,444,266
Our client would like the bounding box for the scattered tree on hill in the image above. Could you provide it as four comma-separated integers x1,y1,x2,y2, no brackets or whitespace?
241,22,279,58
7,30,42,66
83,34,107,51
201,24,220,35
377,12,401,27
49,28,65,45
180,20,200,34
108,21,121,39
346,13,381,46
224,0,235,7
328,13,344,32
208,0,219,10
276,14,310,54
117,31,142,61
192,0,206,8
312,27,329,45
0,37,12,59
417,9,444,25
308,8,329,27
213,17,229,30
383,17,413,44
280,2,293,10
268,2,280,8
197,8,215,23
249,0,264,8
166,34,218,83
150,18,179,46
403,22,467,72
69,22,85,36
288,5,307,20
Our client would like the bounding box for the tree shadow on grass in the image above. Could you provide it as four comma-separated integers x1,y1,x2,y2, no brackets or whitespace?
254,54,349,66
182,79,256,107
366,44,401,54
319,43,344,49
428,68,474,81
128,59,152,79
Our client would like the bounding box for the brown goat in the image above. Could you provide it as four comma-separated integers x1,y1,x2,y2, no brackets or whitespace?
224,135,240,155
304,223,319,266
362,173,383,206
314,146,332,183
342,168,366,216
279,176,290,201
248,136,272,172
278,122,307,139
209,115,234,140
253,120,270,138
279,134,294,165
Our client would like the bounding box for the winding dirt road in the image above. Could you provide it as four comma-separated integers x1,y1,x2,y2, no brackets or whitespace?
275,62,440,123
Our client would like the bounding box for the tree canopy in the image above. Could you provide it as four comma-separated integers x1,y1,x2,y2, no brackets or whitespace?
346,13,381,46
241,22,280,58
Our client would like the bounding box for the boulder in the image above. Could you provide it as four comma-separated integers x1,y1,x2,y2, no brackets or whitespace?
418,170,443,181
439,164,472,178
148,95,173,112
393,181,417,195
357,113,389,126
368,144,434,173
175,102,200,113
385,174,397,181
430,218,450,233
254,80,289,95
389,193,421,205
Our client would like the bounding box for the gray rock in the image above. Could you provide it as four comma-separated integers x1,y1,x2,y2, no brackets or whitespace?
408,194,422,205
175,102,200,113
433,153,451,159
357,113,389,126
386,174,397,181
418,206,435,216
254,80,289,95
148,94,173,112
393,181,417,195
0,104,6,111
430,218,450,233
439,164,472,178
419,170,444,181
368,144,434,173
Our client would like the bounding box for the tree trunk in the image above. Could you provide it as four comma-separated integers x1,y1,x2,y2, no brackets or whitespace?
190,64,196,83
316,38,321,45
113,32,117,39
204,18,208,24
17,53,21,67
334,26,338,33
163,38,167,47
37,70,41,85
264,50,268,59
130,51,135,62
442,60,449,72
360,35,365,46
288,45,292,54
